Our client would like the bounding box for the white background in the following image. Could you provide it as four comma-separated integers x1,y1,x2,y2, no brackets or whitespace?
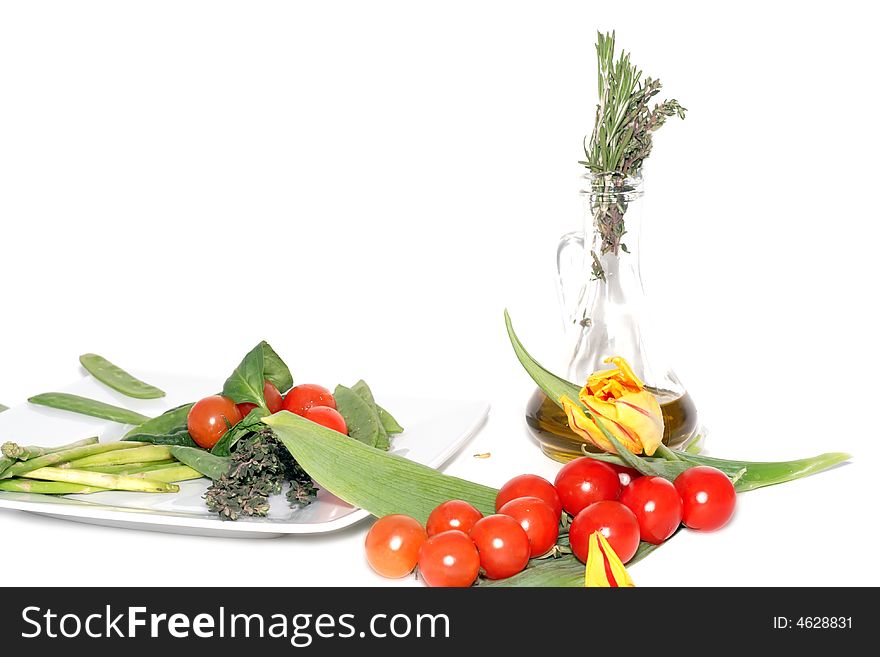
1,1,877,586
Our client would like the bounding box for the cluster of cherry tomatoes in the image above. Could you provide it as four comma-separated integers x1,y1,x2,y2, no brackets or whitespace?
364,456,737,587
186,382,348,449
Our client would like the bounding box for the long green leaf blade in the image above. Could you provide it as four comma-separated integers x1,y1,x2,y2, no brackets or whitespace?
265,411,497,524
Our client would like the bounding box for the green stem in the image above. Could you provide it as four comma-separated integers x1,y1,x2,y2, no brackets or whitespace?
0,478,107,494
1,436,99,461
64,445,173,469
127,465,203,483
21,467,179,493
655,444,681,461
1,442,147,479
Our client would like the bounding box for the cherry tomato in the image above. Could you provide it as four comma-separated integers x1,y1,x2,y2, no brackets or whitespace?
495,474,562,519
569,501,640,564
619,476,682,544
498,496,559,557
417,530,481,587
364,514,427,579
674,466,736,531
426,500,483,537
302,405,348,434
282,383,336,416
187,395,242,449
236,380,284,417
469,514,531,580
554,458,622,515
608,463,642,488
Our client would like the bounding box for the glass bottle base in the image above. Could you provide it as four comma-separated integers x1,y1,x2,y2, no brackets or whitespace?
525,387,700,463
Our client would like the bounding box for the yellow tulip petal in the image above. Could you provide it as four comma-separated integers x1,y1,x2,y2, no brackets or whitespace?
579,396,645,455
612,391,664,456
605,356,645,389
561,396,613,453
585,531,635,587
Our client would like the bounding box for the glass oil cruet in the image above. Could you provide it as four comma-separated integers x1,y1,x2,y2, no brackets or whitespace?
525,170,700,462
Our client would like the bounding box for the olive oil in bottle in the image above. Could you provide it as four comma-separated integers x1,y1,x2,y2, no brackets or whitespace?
524,387,699,463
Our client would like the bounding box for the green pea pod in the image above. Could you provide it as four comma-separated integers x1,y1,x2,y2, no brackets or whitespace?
123,403,193,441
79,354,165,399
28,393,151,426
124,429,198,448
170,446,231,481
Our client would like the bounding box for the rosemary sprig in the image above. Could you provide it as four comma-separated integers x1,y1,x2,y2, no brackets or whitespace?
579,32,686,263
581,31,686,177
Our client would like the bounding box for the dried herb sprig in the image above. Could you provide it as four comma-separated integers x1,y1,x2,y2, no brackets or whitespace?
579,31,686,260
204,428,317,521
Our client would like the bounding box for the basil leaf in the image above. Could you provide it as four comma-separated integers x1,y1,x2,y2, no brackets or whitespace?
222,343,266,407
334,385,381,448
260,341,293,393
352,379,404,435
350,380,389,449
211,407,268,456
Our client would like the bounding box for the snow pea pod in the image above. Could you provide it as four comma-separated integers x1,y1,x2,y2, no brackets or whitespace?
28,392,151,426
79,353,165,399
170,446,230,481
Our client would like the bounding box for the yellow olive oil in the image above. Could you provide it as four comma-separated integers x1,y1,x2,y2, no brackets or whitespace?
525,387,698,463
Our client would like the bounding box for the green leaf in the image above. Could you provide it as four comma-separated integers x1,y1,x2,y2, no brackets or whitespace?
222,343,267,407
260,341,293,393
28,393,151,426
264,411,497,524
211,407,269,456
125,428,198,448
79,353,166,399
0,404,9,413
585,451,852,493
504,310,581,403
481,541,663,587
334,385,381,449
352,379,404,436
123,403,193,441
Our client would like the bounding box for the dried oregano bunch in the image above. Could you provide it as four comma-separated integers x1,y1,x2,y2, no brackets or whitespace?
579,31,686,262
205,428,317,521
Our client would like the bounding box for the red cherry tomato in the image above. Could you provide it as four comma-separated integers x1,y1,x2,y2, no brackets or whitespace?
417,530,481,587
554,458,622,515
364,514,427,578
236,380,284,417
302,405,348,434
498,496,559,558
187,395,242,449
495,474,562,519
468,514,531,580
619,476,682,544
569,501,640,564
426,500,484,537
282,384,336,416
674,466,736,531
608,463,642,488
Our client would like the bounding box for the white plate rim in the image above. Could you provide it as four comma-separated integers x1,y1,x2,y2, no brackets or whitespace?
0,397,490,536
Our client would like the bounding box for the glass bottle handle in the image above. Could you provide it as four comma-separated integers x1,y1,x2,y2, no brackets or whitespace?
556,231,586,331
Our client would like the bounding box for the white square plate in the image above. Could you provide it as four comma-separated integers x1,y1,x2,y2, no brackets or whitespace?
0,372,489,538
